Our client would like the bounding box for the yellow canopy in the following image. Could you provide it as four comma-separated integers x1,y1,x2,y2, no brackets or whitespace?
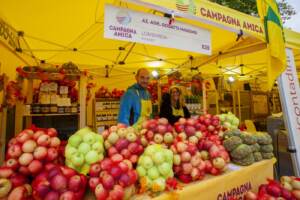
0,0,299,89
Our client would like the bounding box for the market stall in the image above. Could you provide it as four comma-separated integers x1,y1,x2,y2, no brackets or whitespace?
0,0,300,199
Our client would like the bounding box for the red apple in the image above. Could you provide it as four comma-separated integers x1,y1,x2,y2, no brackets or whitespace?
115,139,130,151
89,163,101,177
182,163,193,175
181,152,192,162
19,153,33,166
47,148,58,161
127,170,138,185
47,128,57,137
146,130,154,140
7,144,22,158
28,160,43,174
108,147,118,157
100,159,113,171
111,154,123,163
101,174,114,190
33,146,48,160
110,166,122,179
22,139,37,153
8,138,18,147
68,175,81,192
0,166,14,178
129,155,138,163
5,158,19,170
45,163,56,171
9,173,27,187
118,162,129,172
44,191,59,200
33,130,45,140
59,191,75,200
59,166,76,179
18,166,30,175
128,143,139,154
7,185,28,200
50,174,67,192
89,177,100,191
95,184,109,200
50,137,61,148
120,149,131,159
110,185,124,200
37,134,51,146
16,132,31,143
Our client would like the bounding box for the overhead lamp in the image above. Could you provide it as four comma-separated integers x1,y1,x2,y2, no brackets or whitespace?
151,70,159,78
227,76,235,83
148,60,163,68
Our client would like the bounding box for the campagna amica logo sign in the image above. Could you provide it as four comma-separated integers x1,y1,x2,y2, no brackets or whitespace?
116,9,132,25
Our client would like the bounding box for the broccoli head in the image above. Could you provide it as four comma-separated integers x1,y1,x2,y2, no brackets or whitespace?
233,153,255,166
231,144,252,160
250,143,260,152
260,144,274,153
223,136,243,152
240,133,257,145
255,133,272,145
253,152,263,162
262,152,274,159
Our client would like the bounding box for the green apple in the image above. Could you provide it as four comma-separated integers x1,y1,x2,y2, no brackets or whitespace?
189,136,199,144
163,170,174,179
83,132,95,144
173,154,181,165
117,128,127,138
85,150,99,164
137,166,146,177
104,140,111,149
68,135,82,147
232,118,239,126
94,134,104,143
71,152,84,167
147,167,159,180
78,142,91,154
163,133,174,144
164,149,173,163
92,142,104,153
98,154,104,161
65,146,77,157
152,177,166,192
152,152,164,165
81,163,91,174
195,131,203,139
141,156,153,169
108,132,119,144
126,132,137,142
158,163,171,176
144,146,156,156
75,127,92,137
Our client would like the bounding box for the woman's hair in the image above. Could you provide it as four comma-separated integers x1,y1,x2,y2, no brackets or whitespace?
169,86,185,109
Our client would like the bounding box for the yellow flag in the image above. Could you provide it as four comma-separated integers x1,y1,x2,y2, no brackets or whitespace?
256,0,286,90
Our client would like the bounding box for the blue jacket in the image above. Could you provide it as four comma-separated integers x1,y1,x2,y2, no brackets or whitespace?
118,83,151,126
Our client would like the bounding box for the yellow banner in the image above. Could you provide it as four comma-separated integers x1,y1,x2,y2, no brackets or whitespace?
153,159,275,200
131,0,265,39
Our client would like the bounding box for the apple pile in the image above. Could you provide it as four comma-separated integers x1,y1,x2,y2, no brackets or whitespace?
244,178,300,200
139,118,175,147
174,115,222,141
4,127,61,176
65,127,105,174
136,144,174,192
218,112,240,130
170,140,206,183
102,126,144,164
0,178,32,200
88,155,138,200
32,163,87,200
197,137,230,176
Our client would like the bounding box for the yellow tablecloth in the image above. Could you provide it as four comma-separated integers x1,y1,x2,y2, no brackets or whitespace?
152,158,275,200
85,159,275,200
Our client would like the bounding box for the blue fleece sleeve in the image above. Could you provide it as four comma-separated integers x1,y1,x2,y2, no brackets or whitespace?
118,90,134,126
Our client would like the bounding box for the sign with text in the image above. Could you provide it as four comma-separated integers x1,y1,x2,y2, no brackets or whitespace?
104,4,211,55
277,48,300,176
126,0,264,39
0,18,20,51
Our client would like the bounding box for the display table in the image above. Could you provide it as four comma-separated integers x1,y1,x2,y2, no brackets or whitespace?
85,159,275,200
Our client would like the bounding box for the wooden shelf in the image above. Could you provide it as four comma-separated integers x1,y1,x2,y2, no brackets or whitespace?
24,113,79,117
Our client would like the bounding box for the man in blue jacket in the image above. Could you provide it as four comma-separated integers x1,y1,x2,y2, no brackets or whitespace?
118,68,152,126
